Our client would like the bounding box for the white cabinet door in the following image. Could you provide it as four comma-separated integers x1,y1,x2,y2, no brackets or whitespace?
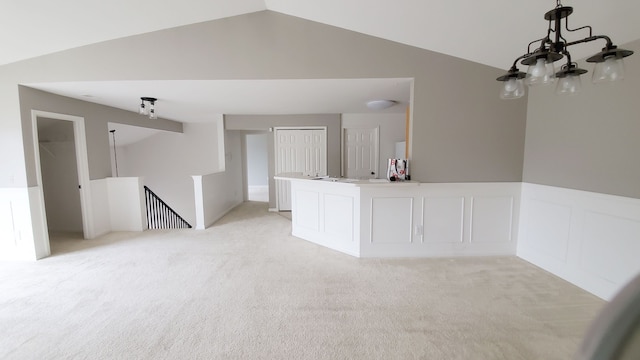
275,128,327,211
343,127,379,179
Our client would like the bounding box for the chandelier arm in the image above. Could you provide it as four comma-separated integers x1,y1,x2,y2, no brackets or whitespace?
564,14,593,38
561,50,572,68
565,35,612,49
510,54,531,70
527,36,551,54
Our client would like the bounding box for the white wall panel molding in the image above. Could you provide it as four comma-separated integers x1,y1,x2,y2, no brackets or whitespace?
370,197,414,244
290,179,360,257
294,190,320,232
283,175,520,259
0,187,38,260
359,182,521,258
518,183,640,300
323,193,354,244
423,196,464,244
470,196,514,244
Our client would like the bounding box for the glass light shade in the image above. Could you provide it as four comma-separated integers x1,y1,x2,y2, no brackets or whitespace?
556,74,583,95
139,103,147,115
592,56,625,83
149,103,157,119
525,58,556,86
499,78,525,99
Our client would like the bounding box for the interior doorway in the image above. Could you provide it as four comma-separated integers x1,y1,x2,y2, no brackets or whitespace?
37,119,83,242
245,133,269,202
31,110,93,258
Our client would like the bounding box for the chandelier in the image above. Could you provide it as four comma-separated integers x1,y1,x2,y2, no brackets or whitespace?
139,97,158,119
497,1,634,99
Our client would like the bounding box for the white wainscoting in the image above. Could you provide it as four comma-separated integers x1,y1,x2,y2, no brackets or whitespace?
423,196,464,244
89,179,111,238
106,177,146,232
370,197,414,244
291,180,360,257
518,183,640,300
360,183,521,258
0,187,40,260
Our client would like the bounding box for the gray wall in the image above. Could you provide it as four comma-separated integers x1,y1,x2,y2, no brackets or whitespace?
246,133,269,186
18,87,183,184
1,10,527,191
226,113,341,208
118,121,223,225
523,39,640,198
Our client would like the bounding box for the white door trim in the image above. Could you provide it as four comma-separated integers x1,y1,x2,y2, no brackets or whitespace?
31,110,95,249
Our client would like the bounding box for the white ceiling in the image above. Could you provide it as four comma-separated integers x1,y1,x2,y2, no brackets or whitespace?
4,0,640,69
6,0,640,140
28,78,412,122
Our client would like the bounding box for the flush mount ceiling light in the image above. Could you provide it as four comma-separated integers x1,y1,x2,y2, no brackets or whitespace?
139,97,158,119
366,100,397,110
497,0,634,99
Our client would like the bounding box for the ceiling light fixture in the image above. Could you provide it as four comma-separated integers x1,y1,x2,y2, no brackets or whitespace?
139,97,158,119
497,0,634,99
366,100,397,110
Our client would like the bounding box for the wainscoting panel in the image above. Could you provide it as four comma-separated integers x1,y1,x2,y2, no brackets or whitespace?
423,196,464,243
359,183,520,258
294,189,319,232
323,194,354,243
0,187,35,260
581,211,640,286
370,197,413,244
470,196,513,244
518,183,640,300
523,199,572,262
289,179,360,257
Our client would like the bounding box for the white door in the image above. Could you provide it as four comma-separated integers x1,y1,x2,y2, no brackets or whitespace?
275,128,327,211
343,127,379,179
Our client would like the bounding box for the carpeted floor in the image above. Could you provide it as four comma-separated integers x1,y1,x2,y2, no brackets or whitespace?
0,201,604,359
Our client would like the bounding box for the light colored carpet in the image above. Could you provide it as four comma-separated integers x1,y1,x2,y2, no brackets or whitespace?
0,201,604,360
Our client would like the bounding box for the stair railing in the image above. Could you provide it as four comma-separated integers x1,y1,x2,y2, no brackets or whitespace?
144,186,192,229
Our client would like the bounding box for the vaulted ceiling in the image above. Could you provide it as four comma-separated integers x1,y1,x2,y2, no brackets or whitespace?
4,0,640,127
4,0,640,69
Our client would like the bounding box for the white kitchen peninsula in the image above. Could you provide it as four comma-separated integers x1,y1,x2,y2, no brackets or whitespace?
275,173,521,258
